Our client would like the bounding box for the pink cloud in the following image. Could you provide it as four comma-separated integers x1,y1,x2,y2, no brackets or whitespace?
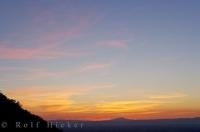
97,40,128,48
37,16,92,48
79,63,111,72
0,44,88,60
0,44,60,60
32,13,97,49
0,15,93,60
0,45,42,60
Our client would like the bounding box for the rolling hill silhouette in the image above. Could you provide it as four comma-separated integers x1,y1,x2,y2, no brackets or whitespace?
59,117,200,132
0,92,62,131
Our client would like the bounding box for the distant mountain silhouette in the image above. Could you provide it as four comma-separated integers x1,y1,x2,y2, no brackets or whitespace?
112,117,130,121
55,117,200,132
0,92,62,132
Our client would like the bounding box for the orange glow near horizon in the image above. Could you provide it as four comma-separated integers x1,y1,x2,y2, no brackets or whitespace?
4,87,200,121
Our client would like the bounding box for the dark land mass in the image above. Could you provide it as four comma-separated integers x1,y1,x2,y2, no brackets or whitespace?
0,92,62,132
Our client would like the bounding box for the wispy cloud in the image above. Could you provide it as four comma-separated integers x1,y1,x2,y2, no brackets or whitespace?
97,39,128,48
79,62,112,72
0,61,112,82
0,45,89,60
0,45,55,60
4,83,115,115
94,100,161,113
0,15,94,60
4,87,194,120
149,93,187,99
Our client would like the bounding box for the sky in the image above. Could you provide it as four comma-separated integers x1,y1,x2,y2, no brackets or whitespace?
0,0,200,120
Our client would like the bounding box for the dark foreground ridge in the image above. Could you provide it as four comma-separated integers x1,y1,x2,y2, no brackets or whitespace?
0,92,62,132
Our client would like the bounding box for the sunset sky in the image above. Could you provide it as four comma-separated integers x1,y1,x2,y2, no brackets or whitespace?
0,0,200,120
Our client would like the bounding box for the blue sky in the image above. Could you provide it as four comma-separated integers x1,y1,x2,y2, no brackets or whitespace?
0,0,200,120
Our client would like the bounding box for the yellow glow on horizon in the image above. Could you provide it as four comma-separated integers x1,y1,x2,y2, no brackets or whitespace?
4,86,200,120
